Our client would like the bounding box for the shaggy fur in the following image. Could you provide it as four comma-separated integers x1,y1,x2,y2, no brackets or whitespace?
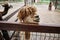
17,5,39,40
18,5,39,23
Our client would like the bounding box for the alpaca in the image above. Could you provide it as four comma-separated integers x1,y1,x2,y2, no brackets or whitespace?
48,2,53,11
0,3,12,20
17,5,40,40
0,3,12,40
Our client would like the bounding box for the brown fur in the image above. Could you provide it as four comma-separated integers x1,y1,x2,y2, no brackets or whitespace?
18,6,37,23
18,5,38,40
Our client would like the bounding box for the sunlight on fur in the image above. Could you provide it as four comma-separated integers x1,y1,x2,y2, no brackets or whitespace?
17,5,40,40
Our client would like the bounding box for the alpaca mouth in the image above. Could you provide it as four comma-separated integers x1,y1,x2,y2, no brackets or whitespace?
33,15,40,22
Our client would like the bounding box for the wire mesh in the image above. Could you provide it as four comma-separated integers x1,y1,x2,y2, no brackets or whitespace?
11,31,60,40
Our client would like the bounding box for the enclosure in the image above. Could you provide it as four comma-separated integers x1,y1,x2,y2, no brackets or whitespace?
0,0,60,40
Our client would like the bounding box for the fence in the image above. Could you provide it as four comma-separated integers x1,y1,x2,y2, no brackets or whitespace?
0,21,60,40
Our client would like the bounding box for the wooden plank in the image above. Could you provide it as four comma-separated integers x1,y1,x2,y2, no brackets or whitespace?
0,21,60,33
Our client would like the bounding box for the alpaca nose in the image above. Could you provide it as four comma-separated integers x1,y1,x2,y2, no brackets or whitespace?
35,15,39,18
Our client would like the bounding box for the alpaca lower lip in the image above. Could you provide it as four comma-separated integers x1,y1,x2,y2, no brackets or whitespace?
33,17,40,22
34,19,40,22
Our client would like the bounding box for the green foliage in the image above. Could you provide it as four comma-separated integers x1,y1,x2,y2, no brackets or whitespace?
39,0,50,4
19,0,24,2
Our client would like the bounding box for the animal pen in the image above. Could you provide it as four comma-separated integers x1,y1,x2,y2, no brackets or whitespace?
0,0,60,40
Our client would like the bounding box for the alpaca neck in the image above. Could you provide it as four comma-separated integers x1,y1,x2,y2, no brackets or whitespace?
0,14,2,20
2,7,9,16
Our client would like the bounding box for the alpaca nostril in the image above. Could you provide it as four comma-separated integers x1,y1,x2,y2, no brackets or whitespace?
35,15,39,18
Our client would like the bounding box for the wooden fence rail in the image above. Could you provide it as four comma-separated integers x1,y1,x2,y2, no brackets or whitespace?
0,21,60,34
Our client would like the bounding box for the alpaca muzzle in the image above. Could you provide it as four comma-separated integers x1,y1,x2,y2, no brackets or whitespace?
33,15,40,22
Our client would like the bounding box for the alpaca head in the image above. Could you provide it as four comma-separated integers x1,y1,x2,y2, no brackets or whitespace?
2,3,13,9
18,5,40,24
2,1,13,9
1,3,13,16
